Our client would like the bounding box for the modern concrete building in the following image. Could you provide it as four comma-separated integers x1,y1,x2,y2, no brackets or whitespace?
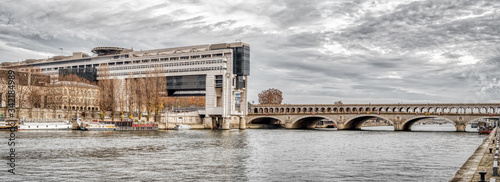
1,42,250,129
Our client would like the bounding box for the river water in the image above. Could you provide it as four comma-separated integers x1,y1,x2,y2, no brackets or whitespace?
1,124,485,181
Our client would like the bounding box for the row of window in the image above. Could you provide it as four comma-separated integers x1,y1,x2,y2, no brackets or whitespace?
99,59,226,71
106,54,224,66
37,53,225,72
108,66,226,77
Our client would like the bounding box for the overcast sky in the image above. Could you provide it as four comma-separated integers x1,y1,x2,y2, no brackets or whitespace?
1,0,499,104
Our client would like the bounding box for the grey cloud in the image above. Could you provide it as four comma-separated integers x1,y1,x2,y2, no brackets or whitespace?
1,0,499,104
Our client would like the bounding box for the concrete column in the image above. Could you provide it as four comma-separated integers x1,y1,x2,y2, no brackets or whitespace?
221,117,230,130
455,123,466,132
239,117,246,130
203,116,213,129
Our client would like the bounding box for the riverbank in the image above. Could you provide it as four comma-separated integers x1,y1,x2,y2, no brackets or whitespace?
451,128,496,181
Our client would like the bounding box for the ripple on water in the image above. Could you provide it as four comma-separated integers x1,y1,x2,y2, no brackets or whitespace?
0,127,485,181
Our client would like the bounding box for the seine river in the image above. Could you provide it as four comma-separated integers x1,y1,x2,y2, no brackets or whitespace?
1,124,485,181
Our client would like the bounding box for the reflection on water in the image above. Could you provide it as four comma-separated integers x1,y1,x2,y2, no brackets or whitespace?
0,126,485,181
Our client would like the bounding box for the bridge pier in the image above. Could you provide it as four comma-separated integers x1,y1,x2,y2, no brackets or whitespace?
455,123,466,132
393,122,406,131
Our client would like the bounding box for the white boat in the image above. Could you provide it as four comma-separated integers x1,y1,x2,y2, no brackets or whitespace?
83,122,116,131
173,124,191,130
18,119,72,130
79,119,116,131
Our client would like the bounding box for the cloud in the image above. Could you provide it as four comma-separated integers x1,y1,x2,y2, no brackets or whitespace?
0,0,499,104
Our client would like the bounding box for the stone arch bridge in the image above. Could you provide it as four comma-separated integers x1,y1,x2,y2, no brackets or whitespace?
246,103,500,131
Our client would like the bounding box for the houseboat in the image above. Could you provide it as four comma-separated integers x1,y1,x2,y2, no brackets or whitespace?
18,119,72,130
103,119,158,130
79,120,116,131
0,117,18,130
478,120,493,134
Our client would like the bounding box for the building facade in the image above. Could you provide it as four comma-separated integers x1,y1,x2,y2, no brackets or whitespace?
1,42,250,129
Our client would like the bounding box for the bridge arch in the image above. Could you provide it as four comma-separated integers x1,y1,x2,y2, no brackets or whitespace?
248,116,286,128
292,115,334,129
343,115,394,130
402,116,455,131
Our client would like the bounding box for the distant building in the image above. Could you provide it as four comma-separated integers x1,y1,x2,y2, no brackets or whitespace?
0,69,99,119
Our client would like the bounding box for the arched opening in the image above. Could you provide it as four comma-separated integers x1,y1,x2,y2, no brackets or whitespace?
365,107,371,112
297,108,301,113
269,108,274,113
258,108,263,113
428,107,434,113
353,108,358,112
421,107,427,113
379,107,384,112
399,107,405,112
479,107,487,114
286,108,290,113
327,108,331,112
292,116,333,129
407,107,413,113
264,108,268,113
403,116,456,131
343,115,394,131
249,117,285,129
338,108,343,112
346,108,351,112
465,108,472,114
392,107,398,112
436,107,442,113
280,108,285,113
291,108,296,113
254,108,258,113
458,107,465,114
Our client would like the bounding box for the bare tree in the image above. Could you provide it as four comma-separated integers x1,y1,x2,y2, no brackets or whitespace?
97,65,116,120
126,73,137,120
258,88,283,104
45,84,62,118
136,77,146,120
0,70,9,116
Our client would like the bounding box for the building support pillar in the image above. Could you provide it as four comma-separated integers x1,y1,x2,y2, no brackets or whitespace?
203,116,213,129
239,117,246,130
221,117,230,130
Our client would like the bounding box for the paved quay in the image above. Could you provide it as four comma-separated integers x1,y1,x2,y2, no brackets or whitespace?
451,128,498,182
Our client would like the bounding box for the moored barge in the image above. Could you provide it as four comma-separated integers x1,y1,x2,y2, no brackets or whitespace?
103,119,158,130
